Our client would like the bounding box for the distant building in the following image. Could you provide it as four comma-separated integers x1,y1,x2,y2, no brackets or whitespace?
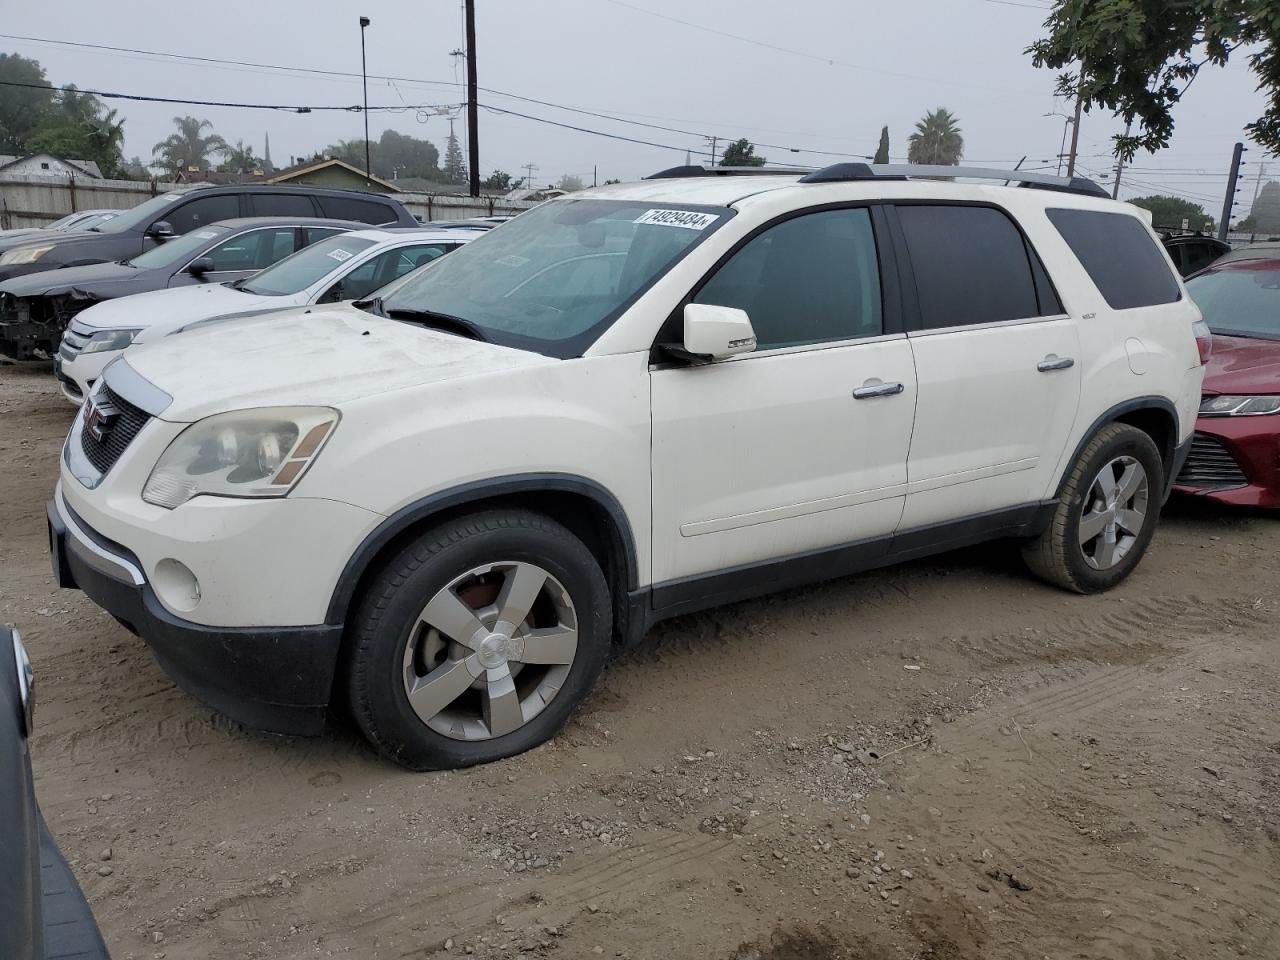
266,157,397,193
389,176,469,196
0,154,104,179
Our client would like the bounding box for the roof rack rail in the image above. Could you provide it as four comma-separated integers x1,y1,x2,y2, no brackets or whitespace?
797,163,1108,198
645,164,814,179
642,161,1108,198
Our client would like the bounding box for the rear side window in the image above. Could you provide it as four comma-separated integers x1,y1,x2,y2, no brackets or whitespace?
316,196,396,225
1047,208,1181,309
898,205,1045,329
166,194,240,234
304,226,346,245
251,193,318,217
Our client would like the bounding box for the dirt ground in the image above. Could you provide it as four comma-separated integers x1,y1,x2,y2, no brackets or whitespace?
3,360,1279,960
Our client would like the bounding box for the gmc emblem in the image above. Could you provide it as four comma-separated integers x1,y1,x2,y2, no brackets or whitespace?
82,393,119,443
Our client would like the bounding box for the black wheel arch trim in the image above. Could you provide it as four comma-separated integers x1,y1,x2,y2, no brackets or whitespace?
325,473,640,626
1055,396,1180,499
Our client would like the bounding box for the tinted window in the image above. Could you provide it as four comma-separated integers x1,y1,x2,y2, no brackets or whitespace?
240,234,377,296
250,193,317,217
96,192,190,234
1182,241,1223,277
898,205,1041,329
1186,266,1280,341
694,208,882,349
316,196,395,225
205,228,297,271
1047,208,1181,310
166,194,240,234
304,226,347,245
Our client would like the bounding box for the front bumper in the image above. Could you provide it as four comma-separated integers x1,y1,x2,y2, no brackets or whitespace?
48,492,344,735
53,349,115,407
1171,416,1280,509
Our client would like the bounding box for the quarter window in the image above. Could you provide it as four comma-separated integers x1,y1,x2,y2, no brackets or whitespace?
317,196,396,225
250,193,318,217
694,208,883,350
1047,208,1181,309
897,205,1045,329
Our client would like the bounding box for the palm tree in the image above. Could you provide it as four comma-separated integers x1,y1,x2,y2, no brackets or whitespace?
84,107,125,176
907,108,964,166
152,116,228,177
218,140,259,175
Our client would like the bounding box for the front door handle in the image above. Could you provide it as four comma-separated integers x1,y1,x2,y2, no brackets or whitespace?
852,381,905,399
1037,355,1075,372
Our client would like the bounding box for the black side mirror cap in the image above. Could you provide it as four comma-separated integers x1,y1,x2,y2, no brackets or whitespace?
187,256,214,276
147,220,175,239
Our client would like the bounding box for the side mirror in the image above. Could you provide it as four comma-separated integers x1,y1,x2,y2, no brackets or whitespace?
682,303,757,361
147,220,175,240
187,256,214,276
319,281,344,304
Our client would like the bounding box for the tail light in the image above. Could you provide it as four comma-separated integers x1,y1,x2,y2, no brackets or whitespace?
1192,319,1213,365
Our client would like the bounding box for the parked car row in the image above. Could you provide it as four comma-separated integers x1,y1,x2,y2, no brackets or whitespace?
54,225,483,402
0,184,419,360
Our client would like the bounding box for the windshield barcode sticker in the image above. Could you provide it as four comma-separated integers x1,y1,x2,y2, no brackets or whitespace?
159,193,182,203
196,231,218,239
634,209,720,230
327,249,354,262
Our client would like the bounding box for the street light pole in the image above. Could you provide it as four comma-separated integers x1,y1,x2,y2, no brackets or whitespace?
359,16,371,183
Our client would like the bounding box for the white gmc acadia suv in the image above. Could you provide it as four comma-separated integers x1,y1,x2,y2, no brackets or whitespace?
48,163,1206,769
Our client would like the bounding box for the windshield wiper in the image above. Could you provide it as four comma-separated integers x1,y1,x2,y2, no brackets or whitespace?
380,303,490,342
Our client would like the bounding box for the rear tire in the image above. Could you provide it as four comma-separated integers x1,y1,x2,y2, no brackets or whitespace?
1023,423,1165,594
346,509,612,770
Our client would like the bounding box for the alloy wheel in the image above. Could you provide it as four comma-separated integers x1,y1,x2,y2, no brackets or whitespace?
1078,455,1149,570
402,561,578,741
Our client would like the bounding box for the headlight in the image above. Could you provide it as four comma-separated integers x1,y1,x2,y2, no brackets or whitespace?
142,407,339,509
10,627,33,737
0,243,56,265
1200,395,1280,417
78,328,141,354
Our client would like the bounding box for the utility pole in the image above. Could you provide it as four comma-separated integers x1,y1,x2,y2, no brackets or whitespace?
1111,120,1132,200
359,16,371,183
1218,141,1246,242
1065,87,1084,177
593,164,597,188
705,136,719,167
1251,160,1266,206
522,162,538,189
464,0,480,198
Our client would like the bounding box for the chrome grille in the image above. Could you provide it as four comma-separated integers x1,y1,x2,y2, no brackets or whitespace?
79,385,150,476
1176,433,1248,489
59,323,91,361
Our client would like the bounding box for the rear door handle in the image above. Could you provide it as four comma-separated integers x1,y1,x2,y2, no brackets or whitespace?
1037,355,1075,372
852,381,905,399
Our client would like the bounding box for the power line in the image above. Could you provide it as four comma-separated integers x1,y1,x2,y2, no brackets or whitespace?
0,78,458,114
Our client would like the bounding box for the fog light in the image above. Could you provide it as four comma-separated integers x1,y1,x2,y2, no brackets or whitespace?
153,559,201,613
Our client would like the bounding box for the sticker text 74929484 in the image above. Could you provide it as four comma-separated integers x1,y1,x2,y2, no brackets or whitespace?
633,209,720,231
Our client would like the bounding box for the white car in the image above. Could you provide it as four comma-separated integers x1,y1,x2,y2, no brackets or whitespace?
54,227,483,404
49,163,1205,770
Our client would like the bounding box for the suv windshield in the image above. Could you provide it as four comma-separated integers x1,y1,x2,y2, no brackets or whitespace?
127,225,230,270
381,199,732,357
240,234,374,296
95,192,193,233
1186,265,1280,341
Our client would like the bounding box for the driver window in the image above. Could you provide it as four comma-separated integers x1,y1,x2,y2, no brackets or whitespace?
694,207,883,350
205,228,296,272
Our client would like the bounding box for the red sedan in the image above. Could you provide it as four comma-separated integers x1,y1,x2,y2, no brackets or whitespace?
1174,258,1280,508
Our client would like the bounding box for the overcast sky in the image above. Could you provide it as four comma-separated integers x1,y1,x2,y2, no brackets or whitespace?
4,0,1273,218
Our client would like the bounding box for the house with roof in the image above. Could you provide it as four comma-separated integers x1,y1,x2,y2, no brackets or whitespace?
266,157,398,193
0,154,104,179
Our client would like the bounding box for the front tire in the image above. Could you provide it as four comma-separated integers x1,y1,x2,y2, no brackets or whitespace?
346,510,612,770
1023,423,1165,594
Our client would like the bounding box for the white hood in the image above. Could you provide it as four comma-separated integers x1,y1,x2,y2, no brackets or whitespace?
74,282,283,337
121,302,555,421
